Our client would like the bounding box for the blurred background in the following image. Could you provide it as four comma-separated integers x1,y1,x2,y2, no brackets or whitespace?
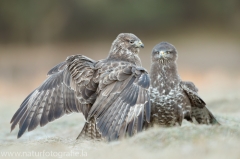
0,0,240,115
1,1,240,158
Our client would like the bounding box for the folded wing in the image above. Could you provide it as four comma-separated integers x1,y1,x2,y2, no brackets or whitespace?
180,82,220,125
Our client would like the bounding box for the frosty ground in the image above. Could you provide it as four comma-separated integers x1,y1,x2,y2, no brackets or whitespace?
1,88,240,159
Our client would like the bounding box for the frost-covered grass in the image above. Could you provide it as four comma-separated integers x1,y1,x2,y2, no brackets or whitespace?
1,97,240,159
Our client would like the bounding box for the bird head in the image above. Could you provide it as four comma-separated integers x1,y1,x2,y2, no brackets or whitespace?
112,33,144,54
152,42,178,64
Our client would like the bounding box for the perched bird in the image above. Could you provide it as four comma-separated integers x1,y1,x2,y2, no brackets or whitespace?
147,42,219,127
79,33,150,141
10,33,151,141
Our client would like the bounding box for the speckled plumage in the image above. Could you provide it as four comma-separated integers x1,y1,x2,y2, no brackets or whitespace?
81,33,150,141
10,33,151,142
147,42,219,127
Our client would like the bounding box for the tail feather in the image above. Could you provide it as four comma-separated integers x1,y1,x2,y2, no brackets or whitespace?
76,118,102,140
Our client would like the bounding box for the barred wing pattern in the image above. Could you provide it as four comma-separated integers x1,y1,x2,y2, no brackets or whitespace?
180,82,220,125
87,63,151,141
180,82,206,108
10,55,98,138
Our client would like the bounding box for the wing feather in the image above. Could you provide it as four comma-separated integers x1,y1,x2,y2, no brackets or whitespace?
40,90,52,127
18,91,43,137
180,82,220,125
11,55,98,138
87,64,150,141
180,83,205,108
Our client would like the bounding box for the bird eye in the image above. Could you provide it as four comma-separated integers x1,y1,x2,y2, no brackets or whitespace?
166,51,170,54
129,40,134,44
155,51,159,54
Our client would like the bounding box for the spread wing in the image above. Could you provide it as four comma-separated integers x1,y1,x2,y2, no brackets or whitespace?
10,55,98,138
180,82,220,125
87,64,151,141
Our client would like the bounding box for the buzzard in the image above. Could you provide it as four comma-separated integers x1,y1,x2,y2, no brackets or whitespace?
147,42,219,127
10,33,151,141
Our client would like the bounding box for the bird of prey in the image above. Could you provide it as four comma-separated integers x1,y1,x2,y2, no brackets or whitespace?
147,42,219,127
10,33,151,141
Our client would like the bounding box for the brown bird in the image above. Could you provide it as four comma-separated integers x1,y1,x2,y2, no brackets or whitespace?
10,33,151,141
146,42,219,127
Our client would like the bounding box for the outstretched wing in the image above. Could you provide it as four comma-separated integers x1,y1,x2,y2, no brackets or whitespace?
10,55,98,138
87,63,151,141
180,82,220,125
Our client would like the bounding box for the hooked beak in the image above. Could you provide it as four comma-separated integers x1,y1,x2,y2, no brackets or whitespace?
159,51,166,58
134,41,144,48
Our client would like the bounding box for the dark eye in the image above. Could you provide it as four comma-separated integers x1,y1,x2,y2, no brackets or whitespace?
155,51,159,54
129,40,134,44
166,51,170,54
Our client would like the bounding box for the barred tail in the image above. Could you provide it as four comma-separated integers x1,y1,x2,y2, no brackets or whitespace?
76,118,102,140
